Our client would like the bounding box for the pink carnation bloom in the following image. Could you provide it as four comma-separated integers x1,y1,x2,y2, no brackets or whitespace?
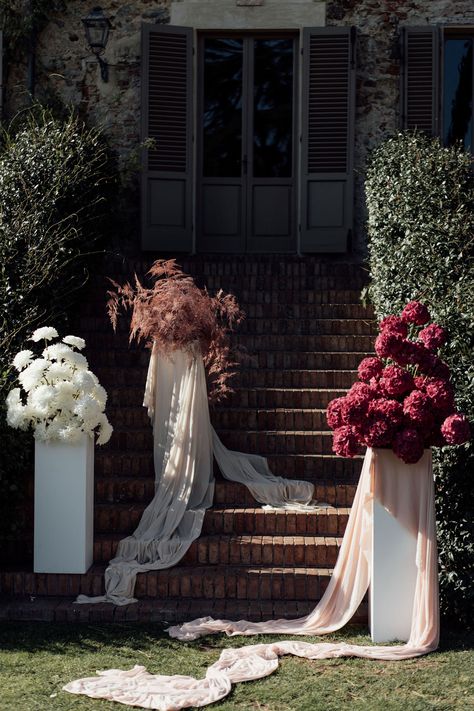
441,414,471,445
326,397,346,430
401,301,431,326
379,365,414,396
379,315,408,338
332,426,360,458
393,427,425,464
357,357,384,383
418,323,447,351
403,390,434,432
425,379,455,412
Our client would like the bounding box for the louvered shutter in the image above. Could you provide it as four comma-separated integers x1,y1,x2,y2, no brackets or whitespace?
300,27,356,253
401,27,441,135
141,24,193,251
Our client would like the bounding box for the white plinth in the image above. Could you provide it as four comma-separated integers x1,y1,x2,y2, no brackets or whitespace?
369,449,430,643
34,434,94,574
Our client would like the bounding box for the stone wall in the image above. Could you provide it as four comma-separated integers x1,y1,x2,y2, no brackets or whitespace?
3,0,474,254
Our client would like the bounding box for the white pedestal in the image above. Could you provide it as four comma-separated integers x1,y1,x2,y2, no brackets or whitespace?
370,449,430,643
34,434,94,574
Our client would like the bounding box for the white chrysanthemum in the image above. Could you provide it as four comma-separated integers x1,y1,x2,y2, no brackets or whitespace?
96,414,113,445
58,424,83,444
33,421,48,441
62,335,86,350
18,359,49,391
92,384,107,408
47,362,75,382
63,350,88,370
43,343,73,361
28,384,57,417
6,400,31,430
12,349,34,371
30,326,59,342
6,387,22,408
73,394,102,424
53,381,76,412
72,369,97,393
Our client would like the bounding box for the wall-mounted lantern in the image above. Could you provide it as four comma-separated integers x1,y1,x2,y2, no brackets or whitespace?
82,6,112,82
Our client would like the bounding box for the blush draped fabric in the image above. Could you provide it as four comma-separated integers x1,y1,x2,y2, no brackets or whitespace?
64,447,439,710
76,345,317,606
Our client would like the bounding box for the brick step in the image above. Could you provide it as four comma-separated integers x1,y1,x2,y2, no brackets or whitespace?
93,504,349,537
0,564,339,602
84,333,374,353
94,477,358,507
95,450,362,480
225,388,347,409
216,430,346,456
96,255,368,277
92,533,343,567
79,316,376,337
212,408,330,431
81,287,366,310
0,595,368,625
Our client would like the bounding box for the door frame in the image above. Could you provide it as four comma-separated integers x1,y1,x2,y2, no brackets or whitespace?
195,30,299,253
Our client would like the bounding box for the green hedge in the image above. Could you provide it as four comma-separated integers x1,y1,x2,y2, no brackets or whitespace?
365,131,474,627
0,105,117,546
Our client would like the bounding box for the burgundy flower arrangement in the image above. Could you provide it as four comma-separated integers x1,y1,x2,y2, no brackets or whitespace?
327,301,470,464
107,260,244,402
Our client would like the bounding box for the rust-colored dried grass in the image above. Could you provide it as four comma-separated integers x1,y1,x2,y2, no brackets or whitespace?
107,259,244,402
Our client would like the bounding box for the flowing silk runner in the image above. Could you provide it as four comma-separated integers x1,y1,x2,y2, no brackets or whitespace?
64,448,439,709
76,345,317,606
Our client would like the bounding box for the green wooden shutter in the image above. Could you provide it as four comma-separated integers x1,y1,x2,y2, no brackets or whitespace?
401,27,441,135
141,24,193,251
300,27,356,253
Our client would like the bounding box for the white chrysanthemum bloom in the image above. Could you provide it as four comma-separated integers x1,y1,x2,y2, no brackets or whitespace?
30,326,59,342
6,387,22,408
62,335,86,350
72,369,97,393
58,424,83,444
92,384,108,408
73,394,102,424
43,343,73,361
47,361,75,382
13,349,34,371
96,414,113,445
33,421,48,441
18,358,49,392
53,381,76,412
63,349,88,370
28,384,57,417
6,400,31,430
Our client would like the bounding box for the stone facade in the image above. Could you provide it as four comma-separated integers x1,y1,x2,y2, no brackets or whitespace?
3,0,474,253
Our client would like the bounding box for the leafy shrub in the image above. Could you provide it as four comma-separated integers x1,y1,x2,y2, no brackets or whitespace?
365,131,474,626
0,105,117,546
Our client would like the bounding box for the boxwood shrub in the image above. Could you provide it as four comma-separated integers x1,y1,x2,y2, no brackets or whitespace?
365,131,474,627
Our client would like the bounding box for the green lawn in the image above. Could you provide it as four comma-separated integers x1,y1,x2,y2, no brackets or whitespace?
0,623,472,711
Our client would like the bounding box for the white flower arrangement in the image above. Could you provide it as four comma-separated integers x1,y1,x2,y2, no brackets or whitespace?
6,327,113,445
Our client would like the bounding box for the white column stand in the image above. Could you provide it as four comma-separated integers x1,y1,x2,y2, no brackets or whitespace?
370,448,431,643
34,434,94,574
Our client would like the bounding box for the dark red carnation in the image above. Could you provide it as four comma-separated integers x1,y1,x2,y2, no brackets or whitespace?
392,427,425,464
379,315,408,338
419,323,447,351
430,358,451,380
363,419,394,448
401,301,431,326
368,398,404,425
414,375,428,391
403,390,434,431
358,357,384,383
379,365,415,396
374,332,412,365
326,397,346,430
441,414,471,445
332,426,360,458
341,384,372,427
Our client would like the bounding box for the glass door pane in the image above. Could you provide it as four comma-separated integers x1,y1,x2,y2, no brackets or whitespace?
253,38,294,178
203,38,243,177
444,38,473,151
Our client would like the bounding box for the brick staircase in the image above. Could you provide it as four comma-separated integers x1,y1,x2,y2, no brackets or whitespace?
0,255,376,624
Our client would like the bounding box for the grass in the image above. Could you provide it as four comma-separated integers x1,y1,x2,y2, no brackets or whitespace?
0,623,473,711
